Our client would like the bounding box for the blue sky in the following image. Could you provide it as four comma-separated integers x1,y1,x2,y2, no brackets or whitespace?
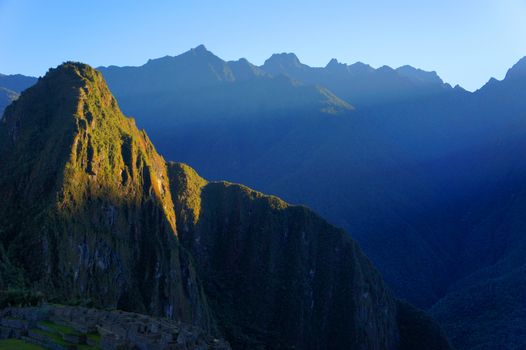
1,0,525,91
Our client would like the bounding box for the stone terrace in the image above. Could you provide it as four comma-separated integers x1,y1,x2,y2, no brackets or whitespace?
0,304,230,350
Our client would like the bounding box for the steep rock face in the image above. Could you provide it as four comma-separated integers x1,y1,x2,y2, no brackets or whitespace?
0,63,211,330
0,87,18,118
168,163,450,350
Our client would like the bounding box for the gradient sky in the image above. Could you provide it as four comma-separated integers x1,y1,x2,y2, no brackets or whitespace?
1,0,525,91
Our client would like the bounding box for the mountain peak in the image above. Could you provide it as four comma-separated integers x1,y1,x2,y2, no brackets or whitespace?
396,65,444,84
182,44,216,59
326,58,344,69
3,62,113,130
145,45,217,66
192,44,208,53
263,52,302,69
44,61,100,85
327,58,339,65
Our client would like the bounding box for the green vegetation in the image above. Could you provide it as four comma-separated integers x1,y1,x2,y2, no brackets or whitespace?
38,321,80,336
0,339,46,350
32,328,71,347
0,289,43,308
86,333,101,347
77,344,99,350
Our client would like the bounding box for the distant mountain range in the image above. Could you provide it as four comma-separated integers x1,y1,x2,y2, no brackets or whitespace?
0,62,450,350
3,47,526,349
261,52,454,107
0,73,37,116
98,45,352,130
97,47,526,350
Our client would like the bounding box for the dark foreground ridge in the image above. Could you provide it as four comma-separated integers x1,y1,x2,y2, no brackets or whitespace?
0,62,451,349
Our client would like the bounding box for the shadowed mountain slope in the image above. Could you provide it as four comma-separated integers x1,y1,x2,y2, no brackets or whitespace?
169,162,450,350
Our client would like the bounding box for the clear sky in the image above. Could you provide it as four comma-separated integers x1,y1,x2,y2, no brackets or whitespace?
1,0,525,91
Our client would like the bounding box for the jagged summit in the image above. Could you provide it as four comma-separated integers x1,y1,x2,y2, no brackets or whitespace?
262,52,305,73
325,58,348,71
265,52,302,65
184,44,216,58
144,44,224,73
192,44,208,52
327,58,339,66
3,62,126,151
32,61,110,101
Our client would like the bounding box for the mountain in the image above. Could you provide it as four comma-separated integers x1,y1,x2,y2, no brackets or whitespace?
0,62,450,349
98,45,352,129
0,63,213,330
260,53,453,107
0,73,37,93
97,46,526,349
98,47,466,309
0,73,37,117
